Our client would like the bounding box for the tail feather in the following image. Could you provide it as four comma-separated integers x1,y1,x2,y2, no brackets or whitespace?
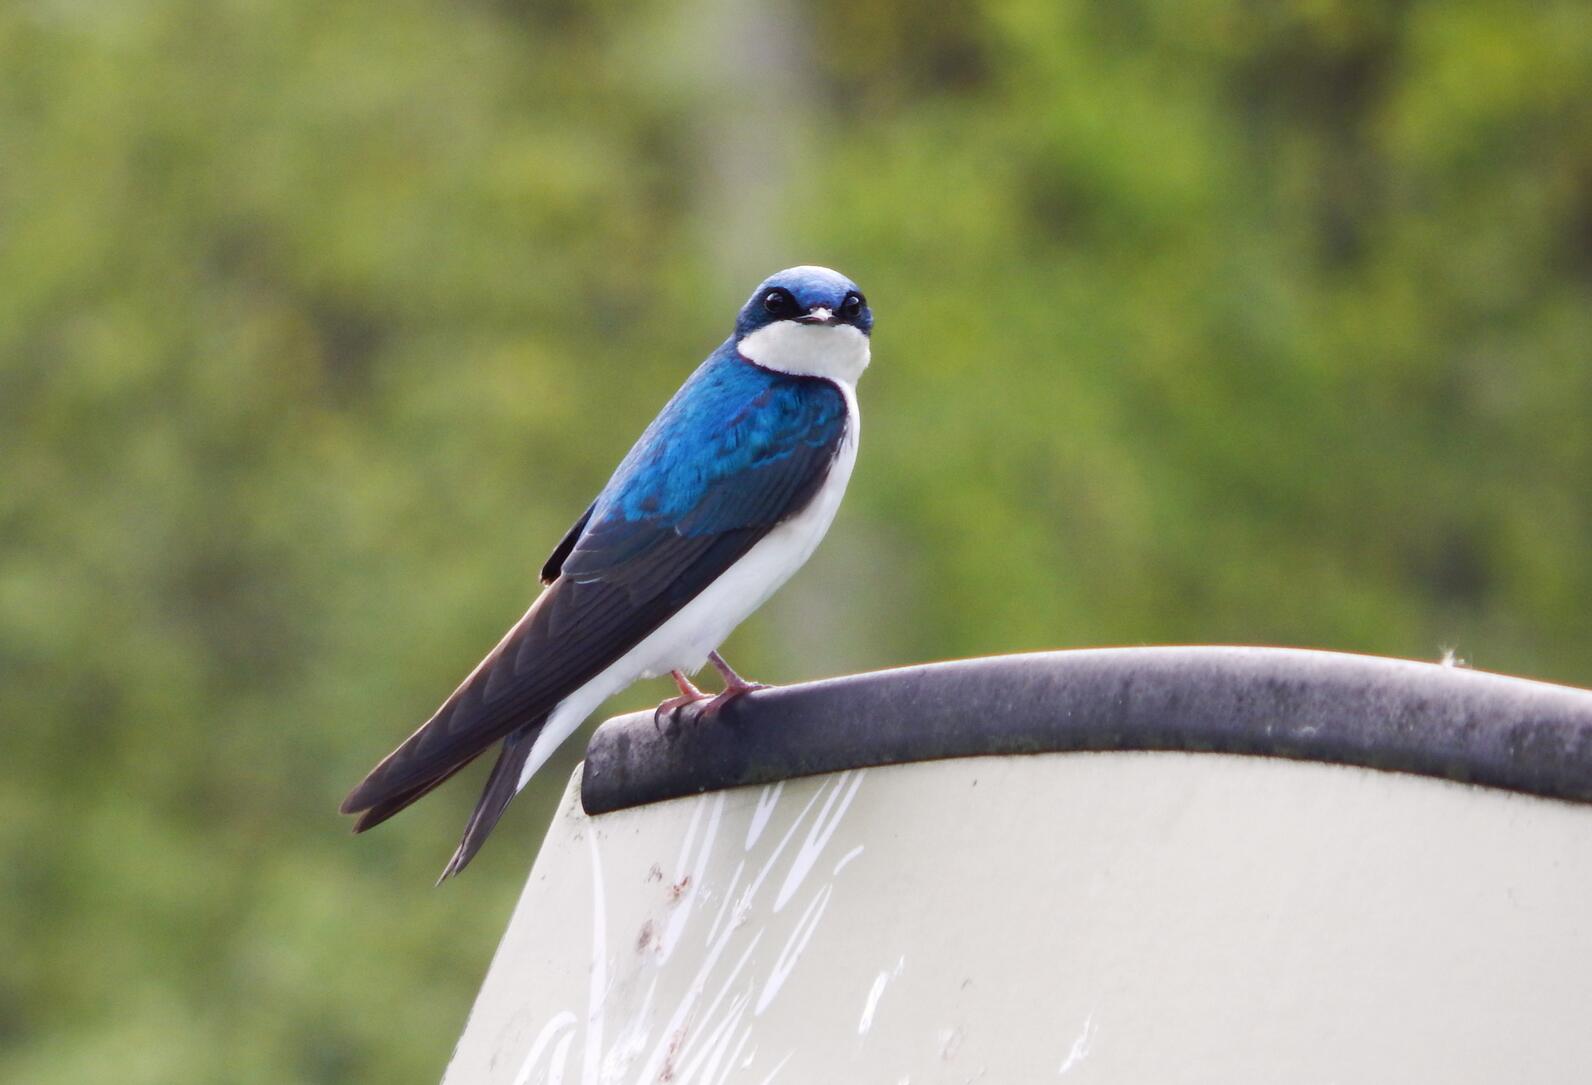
351,765,465,833
436,722,541,883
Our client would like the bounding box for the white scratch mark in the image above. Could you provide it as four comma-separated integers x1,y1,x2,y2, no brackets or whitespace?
521,775,863,1085
715,1029,754,1085
513,1011,576,1085
582,832,607,1085
696,1022,744,1085
756,884,833,1015
660,793,725,963
632,916,761,1085
775,770,865,912
734,783,826,926
746,781,784,849
675,992,746,1084
756,1051,793,1085
704,859,746,949
547,1030,575,1084
1058,1013,1097,1075
673,798,705,879
598,976,654,1083
857,971,890,1035
679,932,761,1068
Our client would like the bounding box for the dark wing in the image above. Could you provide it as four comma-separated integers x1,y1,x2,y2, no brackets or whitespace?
540,502,594,585
341,376,847,818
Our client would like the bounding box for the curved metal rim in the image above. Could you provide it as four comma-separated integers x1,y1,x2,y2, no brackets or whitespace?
579,646,1592,815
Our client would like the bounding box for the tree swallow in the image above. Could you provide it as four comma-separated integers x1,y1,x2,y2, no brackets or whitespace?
341,266,872,879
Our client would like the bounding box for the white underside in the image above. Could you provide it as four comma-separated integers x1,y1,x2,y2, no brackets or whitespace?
518,372,863,789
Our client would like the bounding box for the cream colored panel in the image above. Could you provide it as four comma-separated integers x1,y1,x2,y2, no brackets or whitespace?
446,753,1592,1084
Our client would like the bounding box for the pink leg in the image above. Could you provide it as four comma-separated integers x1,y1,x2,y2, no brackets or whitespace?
654,669,710,731
707,651,769,695
692,651,771,721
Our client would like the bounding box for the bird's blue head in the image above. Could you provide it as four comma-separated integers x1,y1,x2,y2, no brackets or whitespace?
734,266,872,337
733,266,872,384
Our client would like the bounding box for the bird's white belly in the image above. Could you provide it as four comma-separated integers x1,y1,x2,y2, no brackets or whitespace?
518,396,859,788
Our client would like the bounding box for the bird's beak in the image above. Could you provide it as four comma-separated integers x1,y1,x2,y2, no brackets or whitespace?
796,307,834,325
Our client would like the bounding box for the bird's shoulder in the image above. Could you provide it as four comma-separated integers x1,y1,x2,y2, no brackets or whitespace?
596,348,849,527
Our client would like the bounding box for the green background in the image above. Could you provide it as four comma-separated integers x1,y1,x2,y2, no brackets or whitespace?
3,0,1589,1079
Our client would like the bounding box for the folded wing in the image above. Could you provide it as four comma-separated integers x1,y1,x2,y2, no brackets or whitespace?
341,371,847,820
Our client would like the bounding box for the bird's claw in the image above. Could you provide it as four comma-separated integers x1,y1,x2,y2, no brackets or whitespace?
653,692,708,736
654,669,711,736
688,681,768,725
653,660,770,734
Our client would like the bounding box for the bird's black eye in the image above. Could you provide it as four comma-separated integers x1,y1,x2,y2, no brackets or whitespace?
762,289,797,316
840,293,865,320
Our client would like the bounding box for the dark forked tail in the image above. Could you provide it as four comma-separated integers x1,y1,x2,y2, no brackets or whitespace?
343,716,546,883
436,724,540,882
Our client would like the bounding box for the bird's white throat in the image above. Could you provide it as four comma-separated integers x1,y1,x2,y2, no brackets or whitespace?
737,321,870,384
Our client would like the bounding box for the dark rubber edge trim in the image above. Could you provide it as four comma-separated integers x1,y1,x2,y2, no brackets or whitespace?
580,647,1592,815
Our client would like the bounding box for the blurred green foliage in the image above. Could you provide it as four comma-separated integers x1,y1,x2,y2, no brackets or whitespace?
2,0,1589,1079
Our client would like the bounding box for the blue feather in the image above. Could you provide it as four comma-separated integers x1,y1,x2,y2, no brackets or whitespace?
590,341,847,535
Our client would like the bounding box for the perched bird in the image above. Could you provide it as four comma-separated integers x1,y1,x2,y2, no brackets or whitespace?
342,266,872,879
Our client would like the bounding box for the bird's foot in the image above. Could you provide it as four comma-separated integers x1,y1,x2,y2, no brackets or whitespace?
689,682,765,724
685,651,769,724
654,670,710,735
657,655,771,731
707,650,770,697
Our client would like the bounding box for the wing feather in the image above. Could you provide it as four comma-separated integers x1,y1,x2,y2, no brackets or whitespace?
342,368,847,817
540,502,594,585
